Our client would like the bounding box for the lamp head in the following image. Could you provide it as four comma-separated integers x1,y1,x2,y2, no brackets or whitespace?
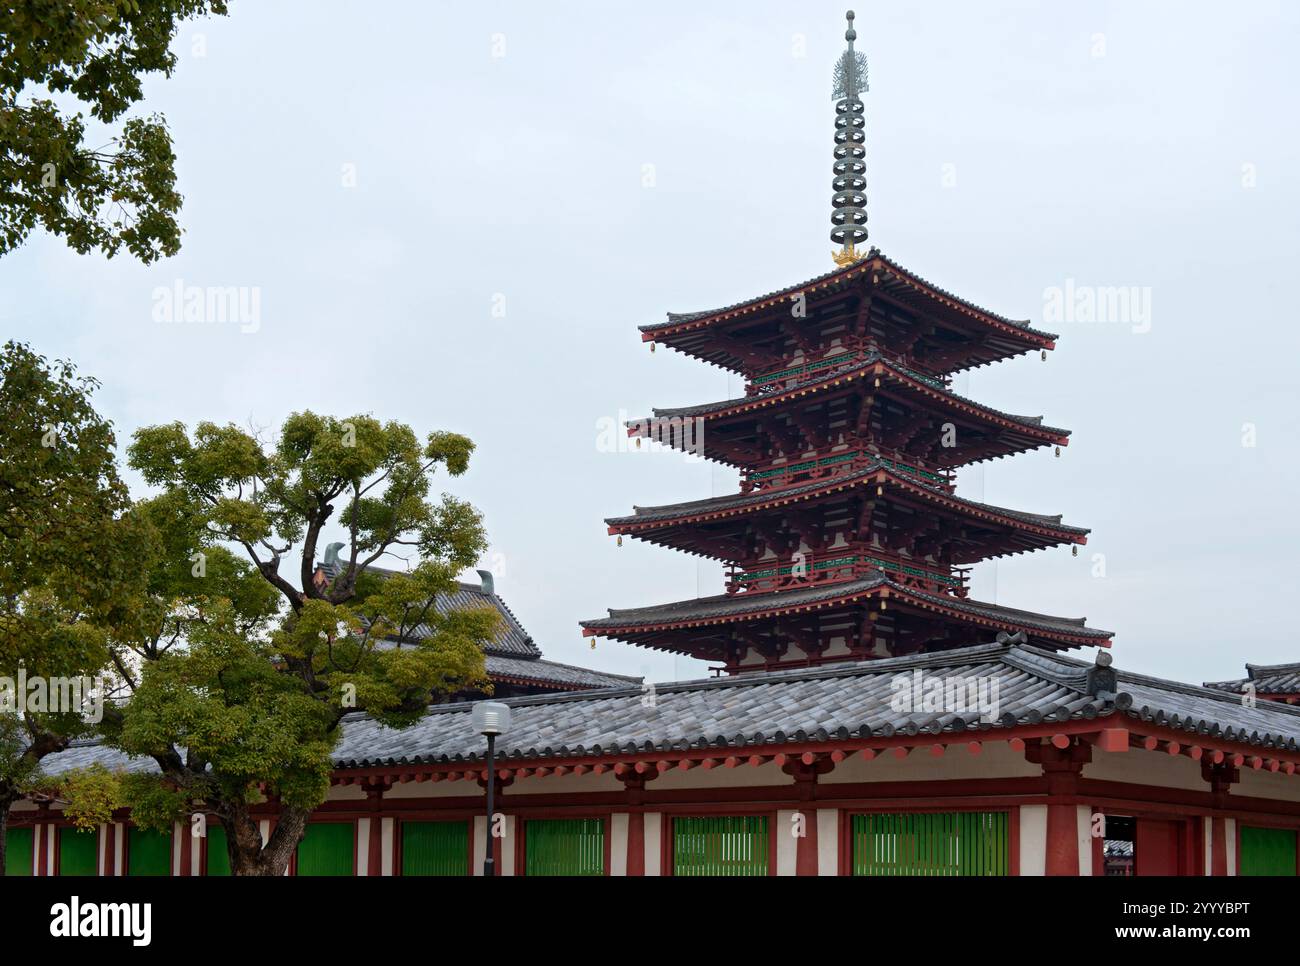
471,701,512,737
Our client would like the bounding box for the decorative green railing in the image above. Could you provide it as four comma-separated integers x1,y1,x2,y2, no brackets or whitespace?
296,822,354,876
851,812,1009,876
738,554,857,581
877,456,946,485
525,818,605,876
752,352,857,387
673,816,769,877
859,555,962,587
128,827,172,877
401,821,469,876
1240,826,1297,876
750,450,862,483
5,828,33,876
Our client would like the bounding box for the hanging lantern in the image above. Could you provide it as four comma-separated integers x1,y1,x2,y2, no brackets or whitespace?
589,638,596,650
1054,446,1061,457
650,341,656,353
1072,545,1078,557
635,436,641,449
1041,349,1047,361
617,535,623,547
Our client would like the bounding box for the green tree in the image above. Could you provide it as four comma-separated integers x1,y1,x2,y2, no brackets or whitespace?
0,341,140,875
103,414,498,875
0,1,229,262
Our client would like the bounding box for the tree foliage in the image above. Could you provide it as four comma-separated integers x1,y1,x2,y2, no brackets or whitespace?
102,413,497,874
0,1,229,261
0,341,140,872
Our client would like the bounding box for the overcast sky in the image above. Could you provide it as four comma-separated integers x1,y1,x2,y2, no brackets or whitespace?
3,1,1297,687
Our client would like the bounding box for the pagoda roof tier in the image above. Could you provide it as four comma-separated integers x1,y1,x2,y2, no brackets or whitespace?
581,572,1113,655
604,462,1088,563
632,353,1069,469
638,249,1058,376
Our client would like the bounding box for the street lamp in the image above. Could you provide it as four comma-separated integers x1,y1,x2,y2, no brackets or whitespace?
471,700,511,877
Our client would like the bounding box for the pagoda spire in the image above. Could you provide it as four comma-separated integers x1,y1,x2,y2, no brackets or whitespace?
831,10,869,267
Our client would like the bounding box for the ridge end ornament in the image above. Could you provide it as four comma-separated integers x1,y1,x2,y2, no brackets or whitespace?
830,10,869,267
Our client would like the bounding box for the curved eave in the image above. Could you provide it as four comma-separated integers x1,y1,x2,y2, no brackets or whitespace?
632,359,1070,447
638,251,1058,366
605,467,1089,551
489,671,607,693
580,579,1113,650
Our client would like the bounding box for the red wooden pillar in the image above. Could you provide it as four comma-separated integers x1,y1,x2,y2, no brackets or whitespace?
796,810,819,876
781,756,834,875
1203,759,1238,876
1026,738,1089,876
368,817,383,876
101,824,114,877
179,823,192,877
37,816,50,877
364,781,387,876
626,812,645,877
618,772,658,876
1045,803,1079,876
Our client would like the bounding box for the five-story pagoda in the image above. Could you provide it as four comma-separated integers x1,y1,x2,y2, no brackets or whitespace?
582,11,1112,672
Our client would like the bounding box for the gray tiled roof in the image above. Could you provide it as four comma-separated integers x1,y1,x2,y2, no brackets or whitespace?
329,643,1300,767
320,562,540,658
640,353,1067,437
640,249,1058,342
38,742,150,775
37,643,1300,777
581,573,1113,641
1206,662,1300,696
324,562,637,692
605,463,1085,535
486,654,641,690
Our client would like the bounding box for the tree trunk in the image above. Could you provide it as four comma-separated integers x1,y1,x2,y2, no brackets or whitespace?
222,801,312,876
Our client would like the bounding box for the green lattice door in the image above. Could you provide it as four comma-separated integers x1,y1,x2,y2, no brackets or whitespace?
128,827,172,876
206,825,231,876
401,821,469,876
524,818,604,876
673,816,769,876
1240,825,1297,876
5,827,33,876
59,828,98,876
296,822,354,876
852,811,1009,876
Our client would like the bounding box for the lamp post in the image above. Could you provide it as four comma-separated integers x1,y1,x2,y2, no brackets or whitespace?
470,701,511,876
